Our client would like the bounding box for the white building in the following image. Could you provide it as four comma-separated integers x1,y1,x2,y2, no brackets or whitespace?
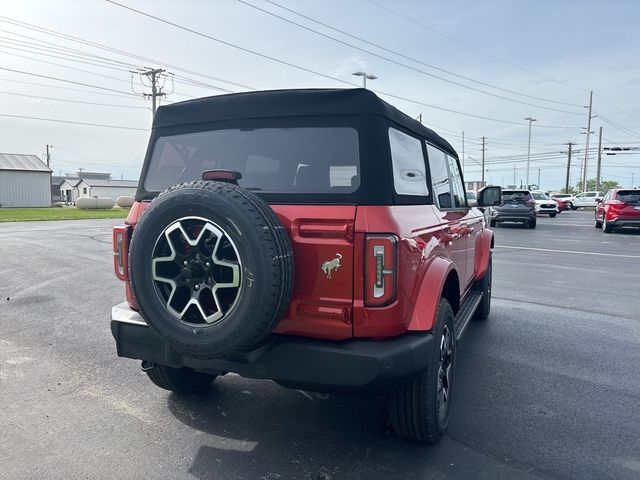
0,153,52,207
76,179,138,201
59,178,80,203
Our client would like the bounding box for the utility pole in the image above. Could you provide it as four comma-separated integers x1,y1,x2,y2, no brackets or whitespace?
524,117,537,189
632,172,635,187
132,67,173,114
564,142,574,193
481,136,486,184
537,168,541,190
595,126,603,190
45,144,52,168
582,90,593,192
513,164,516,187
461,131,465,174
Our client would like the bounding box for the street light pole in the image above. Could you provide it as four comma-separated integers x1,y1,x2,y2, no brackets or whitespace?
524,117,537,189
352,71,377,88
582,90,593,192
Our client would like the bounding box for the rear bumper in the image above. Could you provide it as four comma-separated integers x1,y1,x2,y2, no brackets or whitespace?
491,210,536,223
110,302,434,393
608,217,640,228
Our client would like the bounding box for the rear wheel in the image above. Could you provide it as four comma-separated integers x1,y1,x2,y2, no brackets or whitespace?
603,217,613,233
389,299,455,443
145,364,217,393
489,219,496,227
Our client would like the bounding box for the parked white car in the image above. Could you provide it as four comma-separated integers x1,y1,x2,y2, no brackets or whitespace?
572,191,604,209
466,190,478,207
531,191,559,217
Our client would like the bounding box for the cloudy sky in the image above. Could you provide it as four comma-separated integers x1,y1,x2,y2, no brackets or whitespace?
1,0,639,189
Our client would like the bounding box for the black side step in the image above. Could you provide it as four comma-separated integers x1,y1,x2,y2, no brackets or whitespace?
453,291,483,341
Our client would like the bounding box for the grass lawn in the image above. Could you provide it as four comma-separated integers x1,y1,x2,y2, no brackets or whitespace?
0,207,130,222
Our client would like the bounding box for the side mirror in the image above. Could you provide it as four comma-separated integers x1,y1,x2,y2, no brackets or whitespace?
595,198,602,203
477,186,502,207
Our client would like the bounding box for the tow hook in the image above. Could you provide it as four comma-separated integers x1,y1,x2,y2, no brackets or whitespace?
141,361,156,372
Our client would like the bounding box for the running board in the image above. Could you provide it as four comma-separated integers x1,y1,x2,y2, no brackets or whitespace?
454,291,483,341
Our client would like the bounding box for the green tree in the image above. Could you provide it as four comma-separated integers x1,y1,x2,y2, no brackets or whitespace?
575,178,618,192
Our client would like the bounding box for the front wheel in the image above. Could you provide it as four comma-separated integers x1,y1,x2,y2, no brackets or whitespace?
528,220,537,229
473,254,492,321
145,364,217,393
489,219,496,227
549,213,557,218
571,205,577,210
595,218,602,228
389,299,455,443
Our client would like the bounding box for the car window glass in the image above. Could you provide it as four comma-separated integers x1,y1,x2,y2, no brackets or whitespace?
586,193,596,197
426,143,452,208
388,128,428,196
446,154,466,207
145,127,360,193
617,191,640,202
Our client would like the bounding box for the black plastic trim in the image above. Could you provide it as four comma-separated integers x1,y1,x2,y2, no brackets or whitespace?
111,318,434,394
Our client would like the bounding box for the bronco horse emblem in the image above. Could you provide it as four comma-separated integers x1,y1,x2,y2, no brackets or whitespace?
321,253,342,279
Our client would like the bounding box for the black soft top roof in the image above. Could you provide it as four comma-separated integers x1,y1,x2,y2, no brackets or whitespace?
153,88,457,157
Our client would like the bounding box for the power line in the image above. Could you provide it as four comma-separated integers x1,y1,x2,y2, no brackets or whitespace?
0,77,144,100
237,0,585,115
0,66,137,95
261,0,585,109
0,16,255,91
0,89,149,109
104,0,358,88
0,112,148,130
364,0,588,94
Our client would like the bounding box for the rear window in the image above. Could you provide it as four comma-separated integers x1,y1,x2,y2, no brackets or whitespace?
502,190,532,201
616,190,640,202
144,127,360,193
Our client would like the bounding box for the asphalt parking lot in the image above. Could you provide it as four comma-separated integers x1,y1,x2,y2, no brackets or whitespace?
1,210,639,480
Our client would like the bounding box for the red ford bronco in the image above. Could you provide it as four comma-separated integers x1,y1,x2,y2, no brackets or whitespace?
111,89,500,443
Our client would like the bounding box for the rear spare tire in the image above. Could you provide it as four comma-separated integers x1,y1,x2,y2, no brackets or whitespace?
129,181,294,358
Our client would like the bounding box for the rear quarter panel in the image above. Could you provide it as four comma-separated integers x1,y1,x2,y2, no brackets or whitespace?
353,205,460,336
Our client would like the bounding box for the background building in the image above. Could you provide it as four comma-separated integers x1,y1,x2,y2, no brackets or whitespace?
0,153,52,207
76,179,138,201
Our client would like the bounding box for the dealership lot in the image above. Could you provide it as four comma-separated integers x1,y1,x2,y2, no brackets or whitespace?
0,211,638,480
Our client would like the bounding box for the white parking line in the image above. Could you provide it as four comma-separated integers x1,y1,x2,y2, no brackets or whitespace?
494,245,640,259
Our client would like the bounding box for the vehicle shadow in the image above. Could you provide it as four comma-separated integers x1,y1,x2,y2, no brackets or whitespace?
166,378,390,479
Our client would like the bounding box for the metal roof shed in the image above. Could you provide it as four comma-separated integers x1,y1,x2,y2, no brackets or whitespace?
0,153,52,207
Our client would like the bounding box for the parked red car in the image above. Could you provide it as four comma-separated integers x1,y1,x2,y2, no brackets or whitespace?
552,196,570,211
595,189,640,232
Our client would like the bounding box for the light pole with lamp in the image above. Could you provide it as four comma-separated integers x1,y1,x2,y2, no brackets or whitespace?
352,71,377,88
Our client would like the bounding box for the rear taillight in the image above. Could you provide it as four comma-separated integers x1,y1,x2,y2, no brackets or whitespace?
365,234,397,307
112,225,131,281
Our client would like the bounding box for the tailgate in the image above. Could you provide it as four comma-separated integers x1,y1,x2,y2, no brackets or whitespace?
270,205,357,340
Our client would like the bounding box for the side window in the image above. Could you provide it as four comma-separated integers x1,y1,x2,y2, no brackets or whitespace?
388,128,428,196
83,187,87,194
426,143,452,208
603,191,611,201
446,154,466,207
